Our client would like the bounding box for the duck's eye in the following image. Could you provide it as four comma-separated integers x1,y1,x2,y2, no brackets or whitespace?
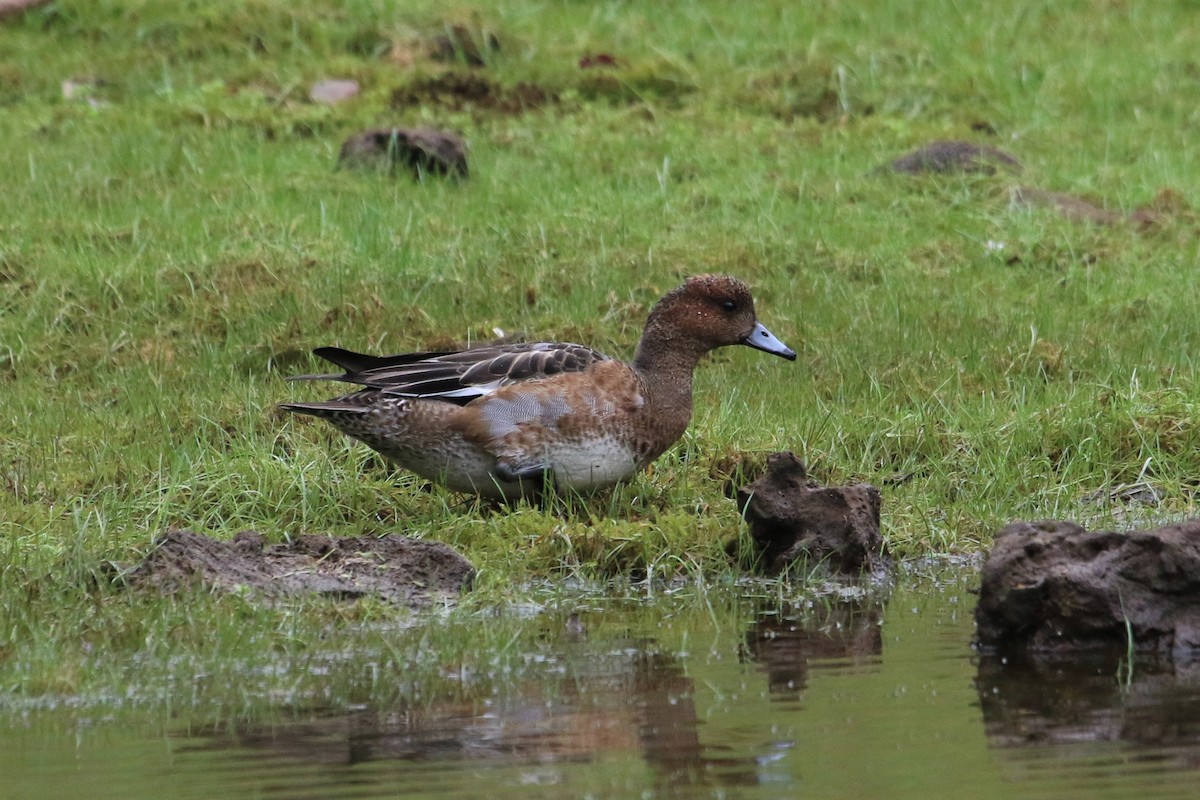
722,299,737,313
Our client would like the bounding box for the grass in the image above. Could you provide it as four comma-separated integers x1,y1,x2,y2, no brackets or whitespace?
2,0,1200,704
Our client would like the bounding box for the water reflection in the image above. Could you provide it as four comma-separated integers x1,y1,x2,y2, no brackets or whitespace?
742,596,885,698
179,636,761,794
177,597,887,796
977,653,1200,776
18,573,1200,799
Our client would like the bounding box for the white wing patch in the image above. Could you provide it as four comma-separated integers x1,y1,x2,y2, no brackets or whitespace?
433,377,508,401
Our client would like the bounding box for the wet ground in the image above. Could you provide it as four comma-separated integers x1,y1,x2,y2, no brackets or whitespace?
6,565,1200,799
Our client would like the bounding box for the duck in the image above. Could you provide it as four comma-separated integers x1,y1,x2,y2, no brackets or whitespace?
280,274,795,500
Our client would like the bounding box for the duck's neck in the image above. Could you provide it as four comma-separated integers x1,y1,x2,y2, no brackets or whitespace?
632,333,708,419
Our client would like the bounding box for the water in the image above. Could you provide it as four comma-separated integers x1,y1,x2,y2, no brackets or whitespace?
5,566,1200,799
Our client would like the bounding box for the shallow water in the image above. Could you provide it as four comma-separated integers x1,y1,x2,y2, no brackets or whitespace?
6,567,1200,799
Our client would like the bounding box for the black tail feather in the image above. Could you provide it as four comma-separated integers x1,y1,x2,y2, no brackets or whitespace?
278,401,370,418
314,346,452,374
286,347,457,384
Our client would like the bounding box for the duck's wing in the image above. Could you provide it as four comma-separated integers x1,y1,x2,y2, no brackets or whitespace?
291,342,612,406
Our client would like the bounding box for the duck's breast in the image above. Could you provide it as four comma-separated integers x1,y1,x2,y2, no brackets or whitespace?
460,363,648,490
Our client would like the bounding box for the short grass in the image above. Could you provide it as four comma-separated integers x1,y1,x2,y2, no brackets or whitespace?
2,0,1200,703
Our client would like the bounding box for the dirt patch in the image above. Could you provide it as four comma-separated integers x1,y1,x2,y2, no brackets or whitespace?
574,60,697,105
1011,185,1121,225
738,64,842,121
975,519,1200,655
1130,187,1196,230
392,73,554,114
579,53,619,69
729,452,887,576
884,142,1194,231
337,127,468,178
117,528,475,608
883,140,1023,175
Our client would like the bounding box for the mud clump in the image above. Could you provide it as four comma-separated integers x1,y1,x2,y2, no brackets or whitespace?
975,519,1200,655
731,452,887,576
337,127,468,178
884,140,1022,175
119,528,475,608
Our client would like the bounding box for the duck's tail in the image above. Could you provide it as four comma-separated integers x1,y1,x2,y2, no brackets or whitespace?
285,347,452,383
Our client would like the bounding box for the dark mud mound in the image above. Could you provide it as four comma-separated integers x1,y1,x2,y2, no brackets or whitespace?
337,127,468,178
121,528,475,608
731,452,887,576
975,519,1200,654
883,140,1022,175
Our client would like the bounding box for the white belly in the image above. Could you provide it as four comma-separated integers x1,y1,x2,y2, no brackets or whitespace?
421,439,638,499
546,439,639,491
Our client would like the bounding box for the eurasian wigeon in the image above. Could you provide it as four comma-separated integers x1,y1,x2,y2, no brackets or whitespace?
281,274,795,500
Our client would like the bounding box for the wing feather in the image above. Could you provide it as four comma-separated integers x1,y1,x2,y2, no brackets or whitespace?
292,342,612,406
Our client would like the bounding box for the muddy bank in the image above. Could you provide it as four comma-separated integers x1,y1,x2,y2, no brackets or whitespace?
975,519,1200,654
118,528,475,608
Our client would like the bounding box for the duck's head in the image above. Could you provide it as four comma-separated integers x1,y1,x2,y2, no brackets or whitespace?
639,274,797,362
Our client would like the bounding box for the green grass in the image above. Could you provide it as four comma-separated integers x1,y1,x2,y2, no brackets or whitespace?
2,0,1200,701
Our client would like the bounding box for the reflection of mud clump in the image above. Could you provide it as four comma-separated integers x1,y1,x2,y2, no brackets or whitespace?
731,452,887,575
337,128,468,178
186,636,760,791
975,519,1200,654
120,528,475,608
392,73,554,114
976,651,1200,750
884,140,1022,175
744,600,884,695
